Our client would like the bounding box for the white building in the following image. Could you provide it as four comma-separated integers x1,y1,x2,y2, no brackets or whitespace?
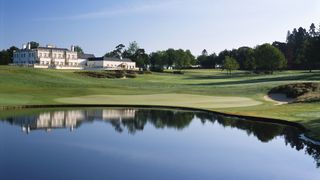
13,42,94,69
87,57,136,70
12,42,136,70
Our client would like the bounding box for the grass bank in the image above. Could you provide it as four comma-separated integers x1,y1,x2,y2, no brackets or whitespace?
0,66,319,139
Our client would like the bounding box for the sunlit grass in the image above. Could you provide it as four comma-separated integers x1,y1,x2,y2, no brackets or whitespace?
0,65,320,139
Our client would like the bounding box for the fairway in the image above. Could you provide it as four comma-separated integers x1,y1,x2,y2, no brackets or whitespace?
55,94,262,108
0,66,320,139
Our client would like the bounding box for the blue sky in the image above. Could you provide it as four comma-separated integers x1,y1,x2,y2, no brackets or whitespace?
1,0,320,56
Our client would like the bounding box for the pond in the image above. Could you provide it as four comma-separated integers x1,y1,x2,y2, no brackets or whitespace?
0,107,320,180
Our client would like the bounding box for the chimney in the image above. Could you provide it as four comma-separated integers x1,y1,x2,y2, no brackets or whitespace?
46,44,55,48
27,42,31,49
71,45,75,52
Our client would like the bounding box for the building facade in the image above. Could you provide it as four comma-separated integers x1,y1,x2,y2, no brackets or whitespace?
87,57,136,70
6,109,136,133
12,42,136,70
13,43,93,68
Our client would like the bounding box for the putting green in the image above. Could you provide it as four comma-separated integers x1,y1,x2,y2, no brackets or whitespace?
55,94,262,109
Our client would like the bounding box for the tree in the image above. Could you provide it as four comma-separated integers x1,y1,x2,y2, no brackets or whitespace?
0,46,19,65
104,44,126,58
150,51,166,72
198,53,218,69
132,49,149,69
243,48,256,71
165,49,176,68
254,43,287,73
74,46,84,54
309,23,317,38
0,50,11,65
29,41,39,49
286,27,309,69
201,49,208,56
125,41,139,58
218,50,232,66
114,44,125,58
115,44,125,53
104,51,117,58
223,56,239,74
303,36,320,72
234,47,254,69
185,50,197,65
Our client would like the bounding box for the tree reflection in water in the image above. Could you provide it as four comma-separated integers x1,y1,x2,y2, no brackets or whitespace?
1,108,320,167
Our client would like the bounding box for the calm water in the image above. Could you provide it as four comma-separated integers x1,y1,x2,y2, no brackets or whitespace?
1,108,320,180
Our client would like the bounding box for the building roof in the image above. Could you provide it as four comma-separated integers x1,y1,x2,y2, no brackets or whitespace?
37,47,70,51
88,57,133,62
78,53,95,59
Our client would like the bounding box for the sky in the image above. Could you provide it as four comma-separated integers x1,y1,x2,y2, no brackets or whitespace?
1,0,320,56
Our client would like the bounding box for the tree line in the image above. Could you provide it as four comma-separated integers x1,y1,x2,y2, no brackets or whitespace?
1,22,319,73
104,41,196,71
198,22,320,73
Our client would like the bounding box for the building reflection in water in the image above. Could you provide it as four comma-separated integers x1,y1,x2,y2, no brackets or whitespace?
9,109,136,133
2,108,320,167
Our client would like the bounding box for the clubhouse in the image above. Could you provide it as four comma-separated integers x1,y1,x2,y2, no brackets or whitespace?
12,42,136,70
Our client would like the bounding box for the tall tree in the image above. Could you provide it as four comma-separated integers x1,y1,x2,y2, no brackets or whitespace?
185,50,197,65
132,49,149,69
242,48,256,71
104,44,126,58
254,44,287,73
286,27,308,69
202,49,208,56
309,23,317,38
125,41,139,58
115,44,125,58
150,51,166,71
223,56,239,75
29,41,39,49
74,46,84,54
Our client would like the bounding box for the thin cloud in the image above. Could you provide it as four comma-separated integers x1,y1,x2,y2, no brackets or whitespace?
34,0,181,21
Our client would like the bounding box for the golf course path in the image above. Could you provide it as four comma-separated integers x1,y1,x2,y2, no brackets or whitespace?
55,94,262,109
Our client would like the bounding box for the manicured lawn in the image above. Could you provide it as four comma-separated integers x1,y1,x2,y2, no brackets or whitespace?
0,66,320,139
55,94,262,108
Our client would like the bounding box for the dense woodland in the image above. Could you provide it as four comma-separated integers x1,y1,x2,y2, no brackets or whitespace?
197,22,320,73
1,23,319,73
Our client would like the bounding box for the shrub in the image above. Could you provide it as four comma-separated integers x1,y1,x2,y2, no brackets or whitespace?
173,71,184,74
126,74,137,78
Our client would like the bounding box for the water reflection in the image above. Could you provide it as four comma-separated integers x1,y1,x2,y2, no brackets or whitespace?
2,108,320,167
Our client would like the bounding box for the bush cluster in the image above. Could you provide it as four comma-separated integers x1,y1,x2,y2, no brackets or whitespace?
76,70,139,79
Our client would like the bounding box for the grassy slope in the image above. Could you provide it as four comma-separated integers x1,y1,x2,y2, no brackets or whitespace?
1,66,320,139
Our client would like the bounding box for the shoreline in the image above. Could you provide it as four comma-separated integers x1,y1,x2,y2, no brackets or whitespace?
0,103,309,133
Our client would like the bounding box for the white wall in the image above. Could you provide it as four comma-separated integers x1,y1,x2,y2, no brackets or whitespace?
87,60,136,69
87,61,103,68
102,61,136,69
13,50,36,64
